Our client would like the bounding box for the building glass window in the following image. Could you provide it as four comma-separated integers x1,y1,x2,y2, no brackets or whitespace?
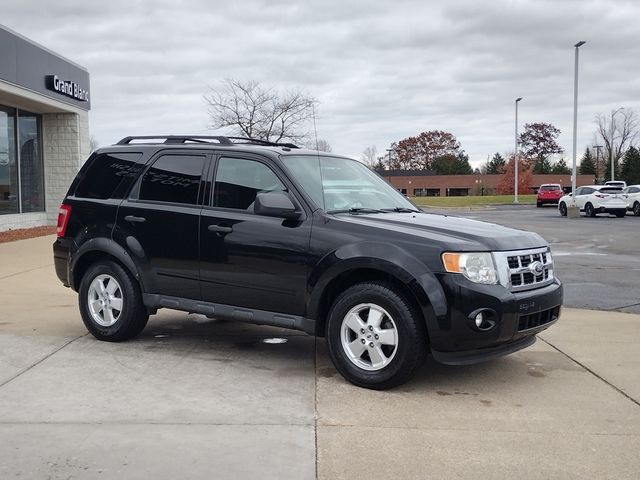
0,106,44,215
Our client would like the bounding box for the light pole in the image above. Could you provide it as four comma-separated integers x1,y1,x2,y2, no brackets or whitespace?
609,107,624,181
514,97,523,203
571,41,586,204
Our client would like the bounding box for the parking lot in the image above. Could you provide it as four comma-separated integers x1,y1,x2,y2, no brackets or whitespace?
1,219,639,479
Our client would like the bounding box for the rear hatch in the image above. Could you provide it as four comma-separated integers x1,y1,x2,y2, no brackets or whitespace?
597,188,627,206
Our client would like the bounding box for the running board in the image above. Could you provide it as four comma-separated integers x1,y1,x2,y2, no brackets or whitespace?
142,294,316,335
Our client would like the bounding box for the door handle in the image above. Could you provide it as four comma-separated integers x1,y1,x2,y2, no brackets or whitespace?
208,224,233,234
124,215,147,224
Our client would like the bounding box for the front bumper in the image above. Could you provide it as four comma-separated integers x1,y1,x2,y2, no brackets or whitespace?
429,274,563,364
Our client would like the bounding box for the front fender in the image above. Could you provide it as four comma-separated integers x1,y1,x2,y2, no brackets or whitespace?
308,241,447,326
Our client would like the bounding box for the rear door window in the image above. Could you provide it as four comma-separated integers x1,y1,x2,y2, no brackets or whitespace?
138,154,206,205
74,152,143,199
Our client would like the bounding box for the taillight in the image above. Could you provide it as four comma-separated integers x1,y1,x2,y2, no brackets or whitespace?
595,194,606,198
56,204,72,237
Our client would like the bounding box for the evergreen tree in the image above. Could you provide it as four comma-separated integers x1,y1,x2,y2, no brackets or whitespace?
579,148,596,175
621,146,640,185
551,159,571,175
531,157,553,174
485,152,506,174
431,152,473,175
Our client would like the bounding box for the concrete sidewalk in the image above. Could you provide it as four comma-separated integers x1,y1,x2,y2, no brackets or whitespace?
1,236,639,479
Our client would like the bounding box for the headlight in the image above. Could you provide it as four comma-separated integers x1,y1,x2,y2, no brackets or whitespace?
442,252,498,285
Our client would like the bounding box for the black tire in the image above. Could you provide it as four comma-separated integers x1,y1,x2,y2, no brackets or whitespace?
325,281,427,390
559,202,567,216
536,202,542,208
585,203,596,217
634,202,640,217
614,210,626,218
79,260,149,342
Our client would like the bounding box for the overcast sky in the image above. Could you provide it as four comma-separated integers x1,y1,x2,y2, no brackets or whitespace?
2,0,639,167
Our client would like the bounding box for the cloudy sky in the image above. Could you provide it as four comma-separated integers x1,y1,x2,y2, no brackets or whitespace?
2,0,639,167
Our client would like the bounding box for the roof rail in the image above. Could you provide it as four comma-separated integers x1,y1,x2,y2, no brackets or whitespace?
116,135,233,145
115,135,299,148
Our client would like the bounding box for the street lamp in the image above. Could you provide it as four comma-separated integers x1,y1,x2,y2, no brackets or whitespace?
609,107,625,181
571,41,586,205
514,97,523,203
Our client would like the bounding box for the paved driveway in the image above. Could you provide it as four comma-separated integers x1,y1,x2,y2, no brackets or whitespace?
1,235,639,479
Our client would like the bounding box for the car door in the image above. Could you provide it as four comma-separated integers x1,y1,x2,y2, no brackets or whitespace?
114,150,209,299
199,154,312,315
574,187,588,209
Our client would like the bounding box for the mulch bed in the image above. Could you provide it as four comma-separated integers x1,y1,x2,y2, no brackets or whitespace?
0,225,57,244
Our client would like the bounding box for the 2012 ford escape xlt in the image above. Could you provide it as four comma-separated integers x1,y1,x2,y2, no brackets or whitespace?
53,136,563,389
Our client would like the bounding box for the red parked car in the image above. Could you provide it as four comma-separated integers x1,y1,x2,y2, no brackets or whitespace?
537,184,564,207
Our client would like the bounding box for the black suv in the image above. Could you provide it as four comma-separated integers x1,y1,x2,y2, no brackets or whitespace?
54,136,562,389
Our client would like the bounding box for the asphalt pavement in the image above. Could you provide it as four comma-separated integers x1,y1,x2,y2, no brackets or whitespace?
422,204,640,314
1,233,639,479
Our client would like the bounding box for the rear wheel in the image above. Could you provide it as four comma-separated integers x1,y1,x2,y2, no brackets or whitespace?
536,201,542,208
585,203,596,217
559,202,567,216
79,260,149,342
634,202,640,216
326,282,427,390
615,210,626,218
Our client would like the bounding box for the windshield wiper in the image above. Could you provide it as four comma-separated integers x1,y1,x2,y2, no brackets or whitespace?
326,207,386,214
380,207,421,213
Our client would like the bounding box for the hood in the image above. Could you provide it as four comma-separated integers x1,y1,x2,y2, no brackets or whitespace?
333,212,547,252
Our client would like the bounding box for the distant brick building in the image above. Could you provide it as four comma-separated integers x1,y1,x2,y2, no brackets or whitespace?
381,170,595,197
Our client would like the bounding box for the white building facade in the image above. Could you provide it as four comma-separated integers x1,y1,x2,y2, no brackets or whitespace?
0,25,90,231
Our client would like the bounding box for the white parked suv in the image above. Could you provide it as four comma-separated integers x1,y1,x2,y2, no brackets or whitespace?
623,185,640,216
558,185,628,218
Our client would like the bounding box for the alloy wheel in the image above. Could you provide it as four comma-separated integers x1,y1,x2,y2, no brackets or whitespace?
87,274,124,327
340,303,398,371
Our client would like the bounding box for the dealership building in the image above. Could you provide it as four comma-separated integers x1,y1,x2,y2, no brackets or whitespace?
0,24,90,231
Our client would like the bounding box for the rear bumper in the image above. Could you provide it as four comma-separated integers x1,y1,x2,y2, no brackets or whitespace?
595,206,627,213
53,237,75,287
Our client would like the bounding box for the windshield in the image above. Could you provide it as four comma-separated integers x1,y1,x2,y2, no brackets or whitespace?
280,155,417,213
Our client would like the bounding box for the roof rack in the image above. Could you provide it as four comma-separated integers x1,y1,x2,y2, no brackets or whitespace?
115,135,299,149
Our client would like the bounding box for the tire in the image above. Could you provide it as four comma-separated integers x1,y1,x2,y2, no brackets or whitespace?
614,210,626,218
536,202,542,208
559,202,567,216
585,203,596,217
325,281,427,390
634,202,640,217
79,260,149,342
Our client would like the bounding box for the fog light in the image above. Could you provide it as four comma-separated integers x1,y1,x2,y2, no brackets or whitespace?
468,308,498,332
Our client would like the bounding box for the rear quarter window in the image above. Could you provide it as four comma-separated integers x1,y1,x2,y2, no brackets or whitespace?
74,152,144,199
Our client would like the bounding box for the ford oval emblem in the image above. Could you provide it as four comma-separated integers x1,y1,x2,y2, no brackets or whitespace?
529,261,544,276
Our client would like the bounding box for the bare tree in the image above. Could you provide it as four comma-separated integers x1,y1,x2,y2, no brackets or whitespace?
204,79,317,143
595,108,639,179
361,146,378,166
89,135,99,152
315,138,332,152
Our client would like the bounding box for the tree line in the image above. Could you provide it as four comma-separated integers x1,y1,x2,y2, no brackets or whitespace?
203,79,639,185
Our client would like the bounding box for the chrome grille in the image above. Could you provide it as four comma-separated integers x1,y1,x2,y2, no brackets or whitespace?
494,247,554,292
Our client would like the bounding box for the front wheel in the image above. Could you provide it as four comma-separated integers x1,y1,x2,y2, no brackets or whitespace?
559,202,567,216
326,282,427,390
634,202,640,216
79,260,149,342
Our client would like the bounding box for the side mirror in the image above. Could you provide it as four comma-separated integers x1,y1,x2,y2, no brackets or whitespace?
254,192,300,219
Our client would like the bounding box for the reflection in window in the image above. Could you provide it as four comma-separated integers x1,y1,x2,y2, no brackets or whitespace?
19,112,44,213
0,107,18,215
139,154,205,205
75,153,143,199
214,158,285,210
